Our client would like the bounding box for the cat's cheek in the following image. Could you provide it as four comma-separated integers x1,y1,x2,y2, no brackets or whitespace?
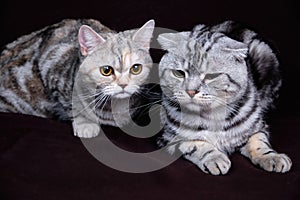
176,96,192,106
221,91,238,103
124,85,139,95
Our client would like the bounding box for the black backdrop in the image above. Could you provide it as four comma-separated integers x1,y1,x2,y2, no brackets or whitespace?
0,1,299,200
0,0,299,116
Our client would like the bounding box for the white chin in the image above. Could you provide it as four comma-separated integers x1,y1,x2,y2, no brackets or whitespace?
184,103,202,111
113,92,132,99
182,101,212,112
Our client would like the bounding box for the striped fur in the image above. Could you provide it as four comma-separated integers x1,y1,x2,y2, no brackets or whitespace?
157,21,291,175
0,19,155,138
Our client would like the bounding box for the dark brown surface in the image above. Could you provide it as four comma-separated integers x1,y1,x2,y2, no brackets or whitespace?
0,113,299,200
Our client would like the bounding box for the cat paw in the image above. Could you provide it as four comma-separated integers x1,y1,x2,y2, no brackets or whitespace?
254,153,292,173
200,151,231,175
73,122,100,138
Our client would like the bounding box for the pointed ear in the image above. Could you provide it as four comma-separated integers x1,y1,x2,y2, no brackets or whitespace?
221,37,248,61
132,20,155,48
78,25,106,56
157,32,190,51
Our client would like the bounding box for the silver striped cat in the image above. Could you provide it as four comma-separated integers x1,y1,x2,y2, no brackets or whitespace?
0,19,155,138
157,21,292,175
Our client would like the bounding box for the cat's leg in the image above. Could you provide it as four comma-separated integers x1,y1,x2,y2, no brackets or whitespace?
240,132,292,173
177,140,231,175
72,87,101,138
72,114,100,138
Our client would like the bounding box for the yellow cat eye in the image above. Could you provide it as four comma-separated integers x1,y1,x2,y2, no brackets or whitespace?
172,70,185,78
130,64,143,75
100,65,114,76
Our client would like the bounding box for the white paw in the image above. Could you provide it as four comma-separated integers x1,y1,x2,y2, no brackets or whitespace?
199,151,231,175
254,153,292,173
73,122,100,138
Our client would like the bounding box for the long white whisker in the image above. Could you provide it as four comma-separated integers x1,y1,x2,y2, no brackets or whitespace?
211,96,239,115
74,95,102,116
130,99,163,111
94,94,110,112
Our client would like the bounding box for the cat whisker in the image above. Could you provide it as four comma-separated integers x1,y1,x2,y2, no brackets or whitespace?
93,94,111,112
130,99,163,111
134,90,161,100
211,96,239,115
74,95,103,116
74,91,106,102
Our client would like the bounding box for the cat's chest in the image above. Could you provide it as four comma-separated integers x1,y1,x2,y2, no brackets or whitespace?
96,97,136,126
177,126,248,153
176,113,260,152
167,110,244,142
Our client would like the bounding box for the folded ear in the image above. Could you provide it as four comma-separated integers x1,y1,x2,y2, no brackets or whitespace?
78,25,106,56
157,32,190,51
224,47,248,62
132,19,155,48
221,37,248,61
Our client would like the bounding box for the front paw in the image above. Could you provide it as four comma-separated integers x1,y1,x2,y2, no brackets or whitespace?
253,153,292,173
199,151,231,175
73,122,100,138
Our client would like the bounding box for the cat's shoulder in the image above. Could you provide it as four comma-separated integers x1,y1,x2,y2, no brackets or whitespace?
42,18,113,37
1,18,113,52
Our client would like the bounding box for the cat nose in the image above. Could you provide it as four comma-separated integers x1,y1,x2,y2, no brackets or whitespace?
119,84,128,89
186,90,198,98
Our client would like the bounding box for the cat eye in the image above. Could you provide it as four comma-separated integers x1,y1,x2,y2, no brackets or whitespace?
204,73,223,80
172,70,185,78
130,64,143,75
100,65,114,76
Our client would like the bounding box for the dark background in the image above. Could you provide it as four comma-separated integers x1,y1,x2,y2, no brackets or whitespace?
0,0,299,116
0,1,299,200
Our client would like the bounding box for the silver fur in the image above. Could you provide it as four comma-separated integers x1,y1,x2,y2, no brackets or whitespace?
157,21,291,175
0,19,155,138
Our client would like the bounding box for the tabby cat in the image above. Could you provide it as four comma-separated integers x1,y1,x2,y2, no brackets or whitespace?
0,19,155,138
157,21,292,175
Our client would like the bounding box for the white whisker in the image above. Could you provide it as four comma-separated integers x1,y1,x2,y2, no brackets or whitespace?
211,96,239,115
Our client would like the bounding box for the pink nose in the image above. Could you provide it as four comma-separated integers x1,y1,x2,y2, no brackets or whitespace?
119,84,127,89
186,90,198,98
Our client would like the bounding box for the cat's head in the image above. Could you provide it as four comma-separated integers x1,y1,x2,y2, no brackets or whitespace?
77,20,155,99
157,30,249,112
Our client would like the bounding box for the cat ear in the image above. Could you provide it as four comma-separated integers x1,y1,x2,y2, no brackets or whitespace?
224,47,248,61
157,32,190,51
78,25,106,56
132,20,155,48
221,37,248,61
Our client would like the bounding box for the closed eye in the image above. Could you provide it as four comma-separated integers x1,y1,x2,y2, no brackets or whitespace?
172,70,185,78
204,73,223,80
